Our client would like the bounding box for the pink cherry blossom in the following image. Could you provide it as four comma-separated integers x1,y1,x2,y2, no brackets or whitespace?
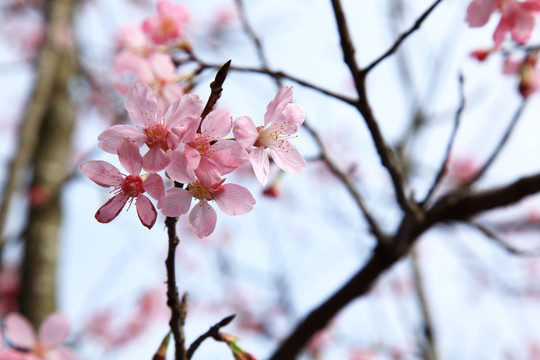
466,0,540,48
116,23,152,56
2,312,78,360
158,150,255,238
81,139,165,229
183,108,247,179
142,0,189,45
113,52,185,110
98,82,203,172
233,86,306,186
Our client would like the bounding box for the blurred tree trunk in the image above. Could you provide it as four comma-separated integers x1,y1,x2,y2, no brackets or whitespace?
19,0,76,327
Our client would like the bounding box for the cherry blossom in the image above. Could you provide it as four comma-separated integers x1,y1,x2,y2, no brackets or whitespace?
81,139,165,229
142,0,189,45
158,150,255,238
2,312,78,360
233,86,306,186
98,82,203,172
113,52,185,110
183,108,247,179
466,0,540,48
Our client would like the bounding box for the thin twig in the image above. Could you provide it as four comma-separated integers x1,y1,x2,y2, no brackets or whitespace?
468,221,540,257
165,214,187,360
363,0,446,75
422,73,466,205
411,250,438,360
463,100,527,187
183,55,357,106
186,315,236,359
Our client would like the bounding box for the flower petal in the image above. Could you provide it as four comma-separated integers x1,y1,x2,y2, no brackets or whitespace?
189,201,217,238
142,147,170,173
158,187,192,217
5,313,37,349
264,86,293,127
45,347,79,360
248,147,270,186
144,173,165,201
465,0,497,27
201,109,232,140
125,82,159,127
214,183,255,216
95,194,129,223
118,139,143,176
165,94,203,129
81,161,122,188
233,116,259,148
166,150,196,184
270,144,306,174
97,125,146,154
38,313,69,348
136,195,157,229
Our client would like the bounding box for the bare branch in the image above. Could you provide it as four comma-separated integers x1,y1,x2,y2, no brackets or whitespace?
463,100,528,187
363,0,446,74
330,0,420,218
422,73,466,204
468,221,540,257
186,315,236,359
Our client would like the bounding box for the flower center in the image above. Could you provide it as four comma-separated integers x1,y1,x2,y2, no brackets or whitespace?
120,175,145,197
144,123,169,151
191,133,212,159
255,124,296,151
188,179,225,201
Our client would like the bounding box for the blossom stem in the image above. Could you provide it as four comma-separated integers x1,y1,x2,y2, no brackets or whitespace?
165,207,187,360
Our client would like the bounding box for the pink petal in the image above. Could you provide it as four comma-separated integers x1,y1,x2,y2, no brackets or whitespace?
188,201,217,238
125,83,159,127
165,150,196,184
5,313,37,349
214,183,255,216
0,349,31,360
510,8,535,44
144,173,165,201
118,139,143,176
136,195,157,229
159,83,184,109
502,58,521,74
158,188,192,217
97,125,146,154
184,145,202,171
201,109,232,140
249,147,270,186
209,140,245,174
80,161,122,188
95,194,129,223
149,53,175,80
142,147,170,173
38,313,69,348
465,0,498,27
233,116,259,148
194,160,222,187
270,144,306,174
264,86,293,127
165,94,203,129
281,103,305,133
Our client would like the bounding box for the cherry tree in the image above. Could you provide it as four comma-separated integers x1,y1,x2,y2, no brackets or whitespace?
1,0,540,359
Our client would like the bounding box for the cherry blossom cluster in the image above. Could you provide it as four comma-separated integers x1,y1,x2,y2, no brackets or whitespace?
466,0,540,97
114,0,191,111
81,82,306,237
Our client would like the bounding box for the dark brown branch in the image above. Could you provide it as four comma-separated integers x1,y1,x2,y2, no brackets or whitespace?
165,215,187,360
463,100,527,187
362,0,446,74
269,170,540,359
330,0,420,218
422,73,466,204
186,314,236,359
